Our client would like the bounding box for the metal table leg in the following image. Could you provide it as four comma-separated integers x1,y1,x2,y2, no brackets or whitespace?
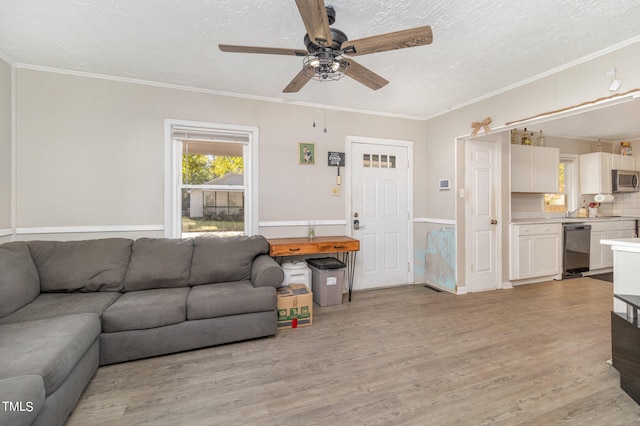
340,251,357,302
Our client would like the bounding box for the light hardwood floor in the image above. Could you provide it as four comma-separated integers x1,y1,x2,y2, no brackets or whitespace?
67,278,640,425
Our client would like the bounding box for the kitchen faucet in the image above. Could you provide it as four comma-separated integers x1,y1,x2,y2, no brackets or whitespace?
565,208,579,218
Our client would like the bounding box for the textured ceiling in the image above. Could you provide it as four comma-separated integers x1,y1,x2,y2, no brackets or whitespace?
1,0,640,124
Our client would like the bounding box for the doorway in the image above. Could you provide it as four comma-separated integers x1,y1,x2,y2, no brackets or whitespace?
346,136,413,290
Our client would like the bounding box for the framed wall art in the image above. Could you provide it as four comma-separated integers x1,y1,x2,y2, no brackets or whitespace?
298,142,315,165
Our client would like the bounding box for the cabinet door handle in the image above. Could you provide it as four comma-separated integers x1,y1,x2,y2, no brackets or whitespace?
288,248,301,252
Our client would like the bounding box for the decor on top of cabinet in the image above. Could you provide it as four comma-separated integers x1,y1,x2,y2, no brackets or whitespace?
470,117,491,136
620,141,632,156
511,128,545,146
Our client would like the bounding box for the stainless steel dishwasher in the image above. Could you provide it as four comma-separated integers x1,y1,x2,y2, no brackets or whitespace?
563,223,591,278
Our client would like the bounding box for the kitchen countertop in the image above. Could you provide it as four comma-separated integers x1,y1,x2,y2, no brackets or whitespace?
601,238,640,250
511,216,639,225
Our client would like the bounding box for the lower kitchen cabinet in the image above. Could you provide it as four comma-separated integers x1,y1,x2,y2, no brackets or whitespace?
510,223,562,281
590,220,637,270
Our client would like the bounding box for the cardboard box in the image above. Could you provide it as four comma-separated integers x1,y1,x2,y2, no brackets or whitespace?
277,283,313,329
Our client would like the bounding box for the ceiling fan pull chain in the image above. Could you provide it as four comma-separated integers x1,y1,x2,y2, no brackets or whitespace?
323,84,328,133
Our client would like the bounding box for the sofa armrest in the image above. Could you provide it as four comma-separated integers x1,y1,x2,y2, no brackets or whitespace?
250,255,284,288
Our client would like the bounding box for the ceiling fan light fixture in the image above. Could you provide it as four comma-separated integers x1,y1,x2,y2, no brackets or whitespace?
303,53,347,81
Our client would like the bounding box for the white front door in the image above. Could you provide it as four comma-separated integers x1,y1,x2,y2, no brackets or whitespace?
350,140,411,290
467,139,499,291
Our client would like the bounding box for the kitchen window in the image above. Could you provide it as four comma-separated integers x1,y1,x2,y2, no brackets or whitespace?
544,158,575,213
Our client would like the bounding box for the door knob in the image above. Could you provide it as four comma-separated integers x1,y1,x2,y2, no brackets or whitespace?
490,219,498,225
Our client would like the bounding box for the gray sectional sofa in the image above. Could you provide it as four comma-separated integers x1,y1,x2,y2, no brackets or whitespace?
0,235,284,426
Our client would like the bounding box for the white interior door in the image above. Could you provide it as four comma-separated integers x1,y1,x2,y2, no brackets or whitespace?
350,141,411,290
467,139,499,291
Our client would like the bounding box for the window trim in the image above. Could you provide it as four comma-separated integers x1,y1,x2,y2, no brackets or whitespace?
163,119,259,238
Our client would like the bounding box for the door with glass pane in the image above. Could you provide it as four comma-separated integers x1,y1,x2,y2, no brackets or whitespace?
350,142,410,290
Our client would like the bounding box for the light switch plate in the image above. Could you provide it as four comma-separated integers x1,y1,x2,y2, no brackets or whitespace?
332,187,341,196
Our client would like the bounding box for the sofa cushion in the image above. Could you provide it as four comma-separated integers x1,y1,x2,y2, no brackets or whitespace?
102,287,189,332
187,281,276,320
0,375,45,426
28,238,133,292
0,292,121,325
0,242,40,318
189,235,269,286
0,313,100,395
124,238,194,291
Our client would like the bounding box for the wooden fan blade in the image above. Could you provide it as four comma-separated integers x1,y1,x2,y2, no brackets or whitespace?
342,25,433,56
342,58,389,90
295,0,332,47
283,67,313,93
219,44,307,56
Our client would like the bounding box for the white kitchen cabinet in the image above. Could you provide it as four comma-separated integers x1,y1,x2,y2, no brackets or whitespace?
510,223,562,281
580,152,611,194
580,153,637,194
590,220,637,270
611,154,635,171
511,145,559,193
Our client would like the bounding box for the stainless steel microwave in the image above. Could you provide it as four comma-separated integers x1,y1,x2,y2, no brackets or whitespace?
612,169,640,192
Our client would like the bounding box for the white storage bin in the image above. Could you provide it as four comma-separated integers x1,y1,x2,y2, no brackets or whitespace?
280,261,312,291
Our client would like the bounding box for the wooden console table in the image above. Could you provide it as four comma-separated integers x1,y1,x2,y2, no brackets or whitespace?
267,236,359,301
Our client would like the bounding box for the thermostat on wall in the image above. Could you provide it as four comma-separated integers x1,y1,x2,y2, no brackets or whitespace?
439,179,450,190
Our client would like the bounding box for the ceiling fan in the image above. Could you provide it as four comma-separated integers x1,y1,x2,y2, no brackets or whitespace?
219,0,433,93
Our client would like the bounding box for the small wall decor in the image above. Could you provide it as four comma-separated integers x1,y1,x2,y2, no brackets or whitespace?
328,152,345,185
298,142,315,164
470,117,492,137
327,152,345,167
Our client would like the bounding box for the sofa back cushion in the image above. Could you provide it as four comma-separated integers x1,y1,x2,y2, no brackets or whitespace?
190,235,269,286
0,242,40,317
124,238,194,291
28,238,133,293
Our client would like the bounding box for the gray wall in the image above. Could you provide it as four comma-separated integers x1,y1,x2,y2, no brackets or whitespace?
11,69,428,264
0,58,11,243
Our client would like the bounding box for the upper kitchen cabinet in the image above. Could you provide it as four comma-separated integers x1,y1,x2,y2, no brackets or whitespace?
580,152,611,194
511,145,559,193
611,154,636,171
580,152,636,194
